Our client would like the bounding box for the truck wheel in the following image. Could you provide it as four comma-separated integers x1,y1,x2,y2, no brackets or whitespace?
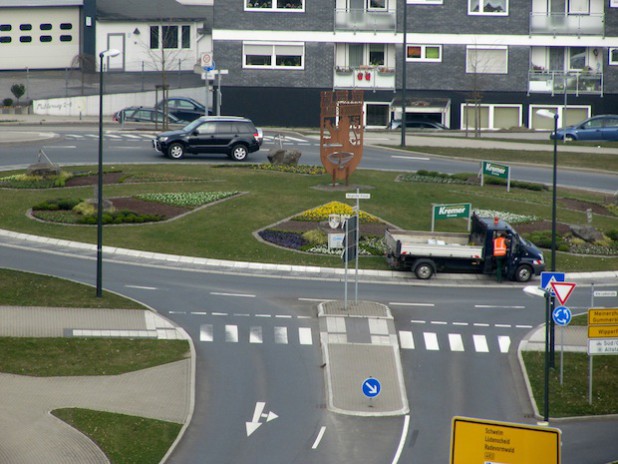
514,264,533,282
168,143,185,160
414,261,435,280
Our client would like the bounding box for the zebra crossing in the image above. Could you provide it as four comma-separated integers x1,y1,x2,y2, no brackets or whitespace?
62,132,315,145
397,330,513,354
199,323,314,346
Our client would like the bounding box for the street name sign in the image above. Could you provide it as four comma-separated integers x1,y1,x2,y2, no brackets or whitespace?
593,290,617,298
346,192,371,200
450,416,561,464
550,282,576,305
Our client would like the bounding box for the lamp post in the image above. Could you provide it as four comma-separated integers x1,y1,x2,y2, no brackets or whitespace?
96,48,120,298
400,0,407,147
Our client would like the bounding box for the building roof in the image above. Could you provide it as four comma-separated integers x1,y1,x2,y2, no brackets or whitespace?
97,0,208,22
0,0,83,6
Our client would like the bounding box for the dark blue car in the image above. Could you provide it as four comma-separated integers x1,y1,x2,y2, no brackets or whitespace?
155,97,211,122
551,115,618,141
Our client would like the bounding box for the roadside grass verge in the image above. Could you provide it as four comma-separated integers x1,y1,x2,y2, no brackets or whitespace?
522,351,618,417
52,408,181,464
0,164,616,272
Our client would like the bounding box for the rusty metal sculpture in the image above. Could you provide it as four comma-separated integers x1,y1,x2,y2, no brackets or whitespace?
319,90,364,186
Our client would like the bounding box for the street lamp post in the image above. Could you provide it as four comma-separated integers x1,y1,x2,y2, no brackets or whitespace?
400,0,407,147
97,49,120,298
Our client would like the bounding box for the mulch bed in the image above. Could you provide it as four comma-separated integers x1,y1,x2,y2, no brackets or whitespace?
64,173,125,187
109,197,190,219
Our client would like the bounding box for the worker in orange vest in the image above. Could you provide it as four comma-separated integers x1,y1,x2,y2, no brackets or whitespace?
493,232,507,282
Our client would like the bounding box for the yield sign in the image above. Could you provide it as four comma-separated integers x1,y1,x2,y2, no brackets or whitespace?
550,282,576,305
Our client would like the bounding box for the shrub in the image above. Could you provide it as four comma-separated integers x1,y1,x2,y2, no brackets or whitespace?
607,229,618,242
72,201,97,216
32,198,81,211
523,230,569,252
2,98,13,107
302,228,327,246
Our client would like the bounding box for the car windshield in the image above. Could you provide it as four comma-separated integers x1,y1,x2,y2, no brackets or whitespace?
182,119,204,132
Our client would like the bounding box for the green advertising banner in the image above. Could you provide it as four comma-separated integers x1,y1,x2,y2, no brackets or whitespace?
431,203,472,231
481,161,511,192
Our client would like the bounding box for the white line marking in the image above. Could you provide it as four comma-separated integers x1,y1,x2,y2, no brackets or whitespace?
391,155,430,161
252,402,265,423
473,323,490,327
452,322,469,326
191,311,207,315
169,311,186,314
389,302,435,307
473,335,489,353
274,327,288,344
298,297,329,302
516,324,533,329
225,325,238,343
411,320,426,324
475,305,525,309
200,324,213,342
212,312,228,317
399,331,414,349
498,336,511,353
275,315,293,319
297,316,312,320
424,332,439,351
391,415,410,464
125,285,157,290
449,333,465,352
495,324,511,328
312,426,326,449
44,145,76,149
430,321,448,325
256,314,271,318
234,313,250,317
211,292,255,298
250,327,263,344
299,327,313,345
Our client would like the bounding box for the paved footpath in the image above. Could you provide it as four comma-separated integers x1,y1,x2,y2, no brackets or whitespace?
0,306,193,464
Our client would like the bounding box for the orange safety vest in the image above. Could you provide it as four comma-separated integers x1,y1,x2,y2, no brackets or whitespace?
494,237,507,257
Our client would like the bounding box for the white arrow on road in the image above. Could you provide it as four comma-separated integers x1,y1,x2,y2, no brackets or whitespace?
246,402,279,437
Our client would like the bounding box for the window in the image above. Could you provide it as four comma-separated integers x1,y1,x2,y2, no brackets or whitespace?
20,24,32,31
20,36,32,43
466,46,507,74
0,36,11,43
150,26,159,49
0,25,11,32
60,23,73,30
369,44,385,66
244,43,304,69
181,25,190,48
40,35,52,42
406,45,441,62
60,35,72,42
40,23,52,30
610,48,618,65
245,0,304,11
162,26,178,49
368,0,387,10
569,46,586,70
468,0,508,15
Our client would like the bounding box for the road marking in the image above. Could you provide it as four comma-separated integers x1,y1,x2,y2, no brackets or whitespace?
212,312,228,316
274,327,288,344
275,314,293,319
125,285,157,290
234,313,250,317
211,292,255,298
391,155,430,161
256,314,271,318
398,331,415,349
424,332,439,350
43,145,76,149
389,302,435,307
449,333,465,352
225,325,238,343
312,426,326,449
299,327,313,345
453,322,469,326
495,324,511,328
200,324,213,342
498,336,511,353
191,311,207,315
411,320,426,324
430,321,448,325
473,335,489,353
516,324,533,329
250,327,263,344
297,315,312,320
475,305,525,309
473,323,490,327
169,311,186,314
391,415,410,464
299,297,329,302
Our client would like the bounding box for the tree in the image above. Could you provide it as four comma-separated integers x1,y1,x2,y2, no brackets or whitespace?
10,84,25,104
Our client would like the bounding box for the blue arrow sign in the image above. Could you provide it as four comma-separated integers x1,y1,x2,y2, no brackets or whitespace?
541,271,565,295
552,306,572,326
362,377,381,398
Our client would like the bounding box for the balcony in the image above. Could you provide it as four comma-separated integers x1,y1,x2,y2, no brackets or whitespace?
334,8,396,33
528,70,603,96
530,12,604,36
333,65,396,90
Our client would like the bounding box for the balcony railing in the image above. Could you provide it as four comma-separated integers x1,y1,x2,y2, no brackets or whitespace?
333,65,396,90
334,8,396,33
528,70,603,96
529,12,604,36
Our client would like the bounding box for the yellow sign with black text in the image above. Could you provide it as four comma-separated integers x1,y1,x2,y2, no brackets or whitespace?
451,417,561,464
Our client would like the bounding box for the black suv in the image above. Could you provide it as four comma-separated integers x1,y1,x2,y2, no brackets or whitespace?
152,116,262,161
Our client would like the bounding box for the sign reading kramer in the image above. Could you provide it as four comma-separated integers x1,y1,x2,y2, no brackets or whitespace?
480,161,511,192
450,416,561,464
431,203,472,231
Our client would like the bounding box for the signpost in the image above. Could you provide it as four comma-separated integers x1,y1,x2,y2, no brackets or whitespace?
480,161,511,192
342,190,370,309
552,305,572,385
431,203,471,231
587,308,618,404
450,416,561,464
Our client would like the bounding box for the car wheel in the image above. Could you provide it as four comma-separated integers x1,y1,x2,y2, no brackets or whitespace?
514,264,532,282
230,144,248,161
168,143,185,160
414,261,435,280
564,134,575,142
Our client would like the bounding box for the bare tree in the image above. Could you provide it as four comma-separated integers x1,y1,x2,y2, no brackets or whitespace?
464,46,500,138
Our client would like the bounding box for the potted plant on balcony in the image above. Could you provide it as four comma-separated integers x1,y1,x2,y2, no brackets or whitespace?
377,66,395,74
336,66,353,74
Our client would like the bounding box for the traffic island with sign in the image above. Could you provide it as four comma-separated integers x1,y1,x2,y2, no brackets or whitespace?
450,416,561,464
317,300,409,416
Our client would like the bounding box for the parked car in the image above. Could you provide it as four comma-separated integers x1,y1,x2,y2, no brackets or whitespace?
388,119,448,130
152,116,262,161
155,97,211,122
551,114,618,142
113,106,183,125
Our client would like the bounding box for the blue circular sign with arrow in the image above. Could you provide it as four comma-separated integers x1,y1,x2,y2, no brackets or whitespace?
552,306,572,326
362,377,381,398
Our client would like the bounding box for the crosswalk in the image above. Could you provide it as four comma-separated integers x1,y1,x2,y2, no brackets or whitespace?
200,323,314,345
398,330,513,354
62,132,315,145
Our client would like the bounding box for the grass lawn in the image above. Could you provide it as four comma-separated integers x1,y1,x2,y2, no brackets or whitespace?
0,164,616,272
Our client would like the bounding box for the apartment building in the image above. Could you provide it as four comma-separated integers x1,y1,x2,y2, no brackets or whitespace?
212,0,618,129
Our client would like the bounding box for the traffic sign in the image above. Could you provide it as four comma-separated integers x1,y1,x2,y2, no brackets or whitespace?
362,377,381,398
450,416,561,464
589,308,618,325
540,271,564,294
550,281,576,305
588,325,618,339
552,306,572,326
593,290,617,298
201,52,213,68
588,338,618,355
345,192,371,199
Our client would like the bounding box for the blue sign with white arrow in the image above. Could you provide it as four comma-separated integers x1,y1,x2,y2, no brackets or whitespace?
362,377,381,398
552,306,572,326
541,271,565,295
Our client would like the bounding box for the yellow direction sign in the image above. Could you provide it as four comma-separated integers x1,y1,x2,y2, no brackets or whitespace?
451,416,561,464
588,325,618,339
588,308,618,326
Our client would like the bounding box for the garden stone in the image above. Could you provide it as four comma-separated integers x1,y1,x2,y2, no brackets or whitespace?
570,224,604,243
267,149,301,166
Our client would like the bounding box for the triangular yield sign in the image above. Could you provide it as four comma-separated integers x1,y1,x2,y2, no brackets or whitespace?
550,282,576,305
